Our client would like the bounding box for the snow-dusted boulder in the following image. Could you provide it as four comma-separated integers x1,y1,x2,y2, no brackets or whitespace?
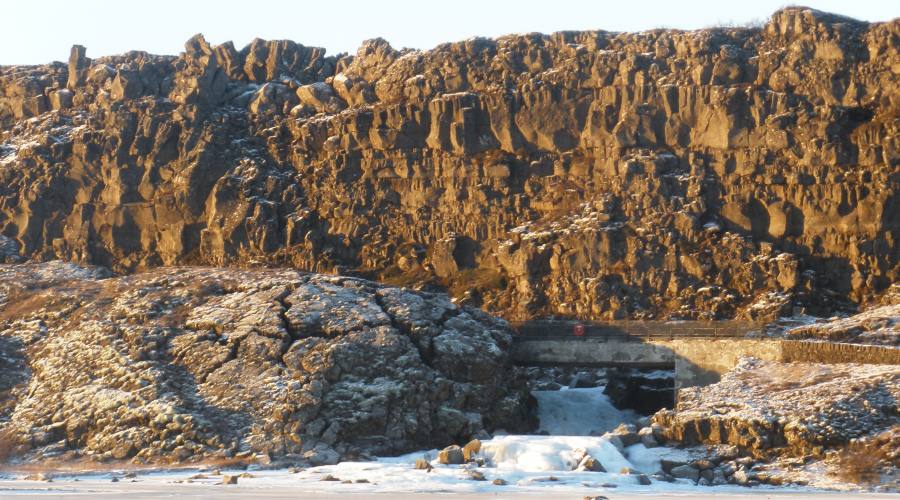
0,263,534,464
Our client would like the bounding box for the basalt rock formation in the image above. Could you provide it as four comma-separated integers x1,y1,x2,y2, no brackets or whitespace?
0,7,898,321
0,261,533,464
652,357,899,466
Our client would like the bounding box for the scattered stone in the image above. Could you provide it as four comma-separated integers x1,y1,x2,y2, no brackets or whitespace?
670,464,700,482
438,445,465,465
466,470,486,481
611,424,641,447
732,468,754,485
414,458,433,471
320,474,341,482
23,473,52,482
693,459,715,470
221,475,238,485
492,478,508,485
577,455,606,472
303,444,340,466
462,439,481,461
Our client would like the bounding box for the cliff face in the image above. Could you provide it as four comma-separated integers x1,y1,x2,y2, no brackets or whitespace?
0,7,897,320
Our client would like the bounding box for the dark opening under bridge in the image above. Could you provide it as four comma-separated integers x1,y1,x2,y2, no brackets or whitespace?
509,320,900,388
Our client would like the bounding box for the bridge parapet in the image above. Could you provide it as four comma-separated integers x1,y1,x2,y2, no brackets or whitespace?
511,336,782,389
511,334,900,390
510,320,763,340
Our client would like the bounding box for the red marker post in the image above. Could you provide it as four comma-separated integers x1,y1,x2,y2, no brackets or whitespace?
573,324,585,337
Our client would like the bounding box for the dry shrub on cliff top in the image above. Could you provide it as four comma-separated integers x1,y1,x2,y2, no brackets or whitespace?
833,426,899,485
835,444,883,485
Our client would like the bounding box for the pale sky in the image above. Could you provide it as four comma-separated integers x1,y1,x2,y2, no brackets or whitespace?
1,0,897,65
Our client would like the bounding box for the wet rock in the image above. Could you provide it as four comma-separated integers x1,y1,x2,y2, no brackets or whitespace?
577,455,607,472
466,470,486,481
670,464,700,482
732,468,754,485
438,445,465,465
303,444,340,466
638,426,659,448
23,473,52,482
462,439,481,461
221,475,238,485
610,423,641,447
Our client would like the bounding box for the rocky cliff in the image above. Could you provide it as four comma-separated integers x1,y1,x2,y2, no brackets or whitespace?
0,7,897,321
0,261,533,464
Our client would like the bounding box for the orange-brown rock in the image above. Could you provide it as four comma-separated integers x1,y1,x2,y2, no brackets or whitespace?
0,7,897,321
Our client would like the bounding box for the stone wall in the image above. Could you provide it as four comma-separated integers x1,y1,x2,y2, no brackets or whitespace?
658,339,784,388
780,340,900,364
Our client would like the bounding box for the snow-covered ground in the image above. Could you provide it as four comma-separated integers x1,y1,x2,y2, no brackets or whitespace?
0,466,875,498
0,386,877,497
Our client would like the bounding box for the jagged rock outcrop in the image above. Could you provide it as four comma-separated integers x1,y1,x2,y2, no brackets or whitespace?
652,357,899,459
784,302,900,345
0,261,534,464
0,7,898,321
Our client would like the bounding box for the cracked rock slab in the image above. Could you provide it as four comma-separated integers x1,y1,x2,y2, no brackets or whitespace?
0,262,534,465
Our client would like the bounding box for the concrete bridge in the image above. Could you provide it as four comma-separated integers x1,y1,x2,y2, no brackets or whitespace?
510,321,900,389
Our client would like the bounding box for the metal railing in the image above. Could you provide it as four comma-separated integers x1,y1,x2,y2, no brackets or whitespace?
510,320,763,341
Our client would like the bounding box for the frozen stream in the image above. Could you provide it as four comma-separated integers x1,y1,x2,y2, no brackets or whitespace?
532,386,640,435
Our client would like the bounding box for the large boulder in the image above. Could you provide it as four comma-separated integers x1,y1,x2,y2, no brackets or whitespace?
0,263,534,464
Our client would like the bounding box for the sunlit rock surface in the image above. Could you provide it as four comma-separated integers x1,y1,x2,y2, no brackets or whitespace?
0,7,897,321
0,262,533,464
